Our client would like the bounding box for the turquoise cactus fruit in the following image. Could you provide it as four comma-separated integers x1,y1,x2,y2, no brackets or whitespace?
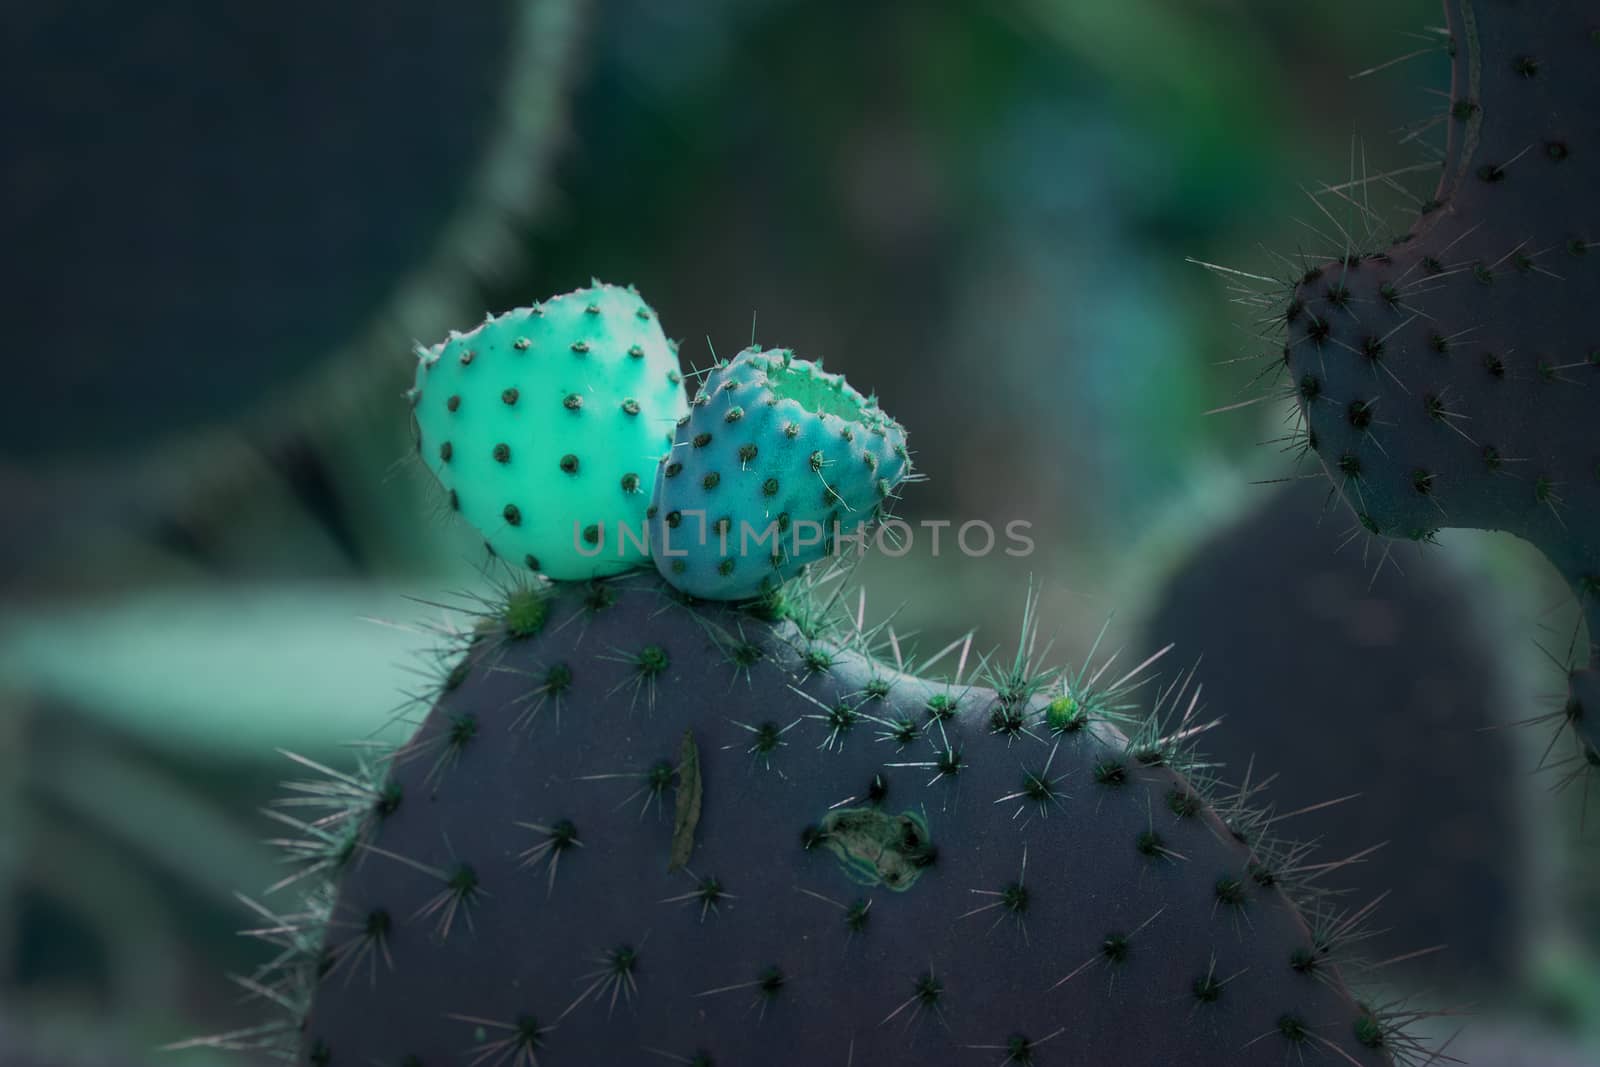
646,346,910,599
409,282,689,579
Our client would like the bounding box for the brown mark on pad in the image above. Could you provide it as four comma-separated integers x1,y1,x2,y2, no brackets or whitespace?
819,807,934,891
669,729,702,872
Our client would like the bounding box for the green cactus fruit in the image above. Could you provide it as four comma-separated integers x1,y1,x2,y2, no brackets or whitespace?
647,346,910,599
409,283,689,579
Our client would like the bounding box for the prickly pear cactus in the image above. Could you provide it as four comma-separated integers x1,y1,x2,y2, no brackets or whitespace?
1277,1,1600,755
648,346,912,600
275,572,1402,1065
409,282,689,579
205,283,1419,1064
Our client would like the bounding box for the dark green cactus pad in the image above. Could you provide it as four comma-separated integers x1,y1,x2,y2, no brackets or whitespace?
1141,479,1527,992
291,574,1395,1065
1279,1,1600,757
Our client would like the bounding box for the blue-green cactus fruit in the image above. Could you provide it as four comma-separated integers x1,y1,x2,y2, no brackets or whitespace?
410,283,688,579
647,346,910,599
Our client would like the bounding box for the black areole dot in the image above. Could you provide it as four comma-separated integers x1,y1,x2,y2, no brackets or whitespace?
560,454,579,474
621,473,641,493
622,399,641,416
564,394,583,411
503,503,521,525
447,395,461,412
502,388,519,405
493,443,511,463
440,442,453,462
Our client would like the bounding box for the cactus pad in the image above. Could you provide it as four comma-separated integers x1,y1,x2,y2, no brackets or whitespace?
286,574,1397,1065
1141,479,1528,991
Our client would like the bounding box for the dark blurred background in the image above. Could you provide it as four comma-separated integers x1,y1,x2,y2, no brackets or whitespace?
3,1,1597,1062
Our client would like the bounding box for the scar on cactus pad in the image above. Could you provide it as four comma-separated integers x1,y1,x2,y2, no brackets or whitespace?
1233,2,1600,765
408,281,689,580
649,345,912,600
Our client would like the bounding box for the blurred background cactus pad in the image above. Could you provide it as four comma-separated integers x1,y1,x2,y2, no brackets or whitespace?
408,281,688,579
